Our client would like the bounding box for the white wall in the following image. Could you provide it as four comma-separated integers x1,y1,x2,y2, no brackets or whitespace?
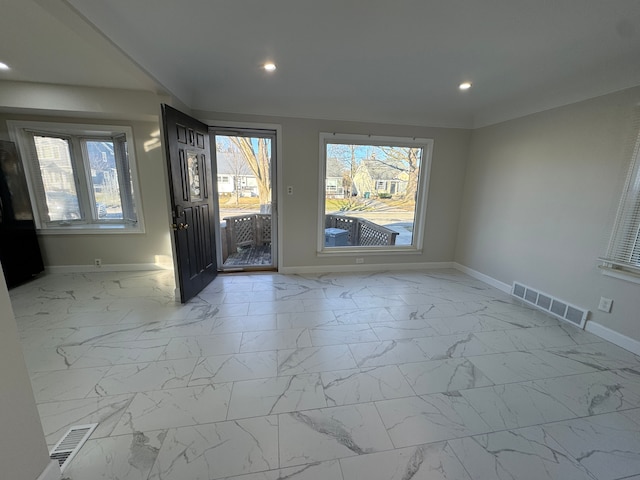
0,264,55,480
456,86,640,342
196,110,472,270
0,81,178,269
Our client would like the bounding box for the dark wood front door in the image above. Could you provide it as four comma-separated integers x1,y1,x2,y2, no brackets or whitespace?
162,105,217,302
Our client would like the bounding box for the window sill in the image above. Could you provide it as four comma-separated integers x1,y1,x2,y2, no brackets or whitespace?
599,265,640,285
317,246,422,257
37,223,145,235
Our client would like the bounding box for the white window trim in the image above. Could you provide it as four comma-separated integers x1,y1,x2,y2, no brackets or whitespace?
317,132,432,255
599,125,640,282
7,120,145,234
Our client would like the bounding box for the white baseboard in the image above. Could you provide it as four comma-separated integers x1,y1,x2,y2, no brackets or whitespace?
585,321,640,356
45,263,173,274
453,262,511,293
279,262,454,275
37,460,61,480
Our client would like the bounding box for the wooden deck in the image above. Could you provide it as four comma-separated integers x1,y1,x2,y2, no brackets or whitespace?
222,244,272,267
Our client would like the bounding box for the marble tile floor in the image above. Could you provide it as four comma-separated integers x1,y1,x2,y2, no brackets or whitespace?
9,269,640,480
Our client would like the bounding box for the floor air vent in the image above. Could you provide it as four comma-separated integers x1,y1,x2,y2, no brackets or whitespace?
49,424,97,472
512,282,588,328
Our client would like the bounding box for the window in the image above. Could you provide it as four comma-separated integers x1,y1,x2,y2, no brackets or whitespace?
601,129,640,278
8,121,143,233
318,133,432,253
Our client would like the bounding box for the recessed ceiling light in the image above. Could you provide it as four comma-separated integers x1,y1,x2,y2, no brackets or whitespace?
264,63,277,72
459,82,472,90
0,62,10,71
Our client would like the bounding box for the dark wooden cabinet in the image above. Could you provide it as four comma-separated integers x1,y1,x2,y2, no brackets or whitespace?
0,140,44,288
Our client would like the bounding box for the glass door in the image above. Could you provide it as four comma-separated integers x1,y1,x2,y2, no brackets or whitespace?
211,128,277,271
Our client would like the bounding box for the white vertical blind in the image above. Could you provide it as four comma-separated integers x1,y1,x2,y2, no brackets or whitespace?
603,127,640,273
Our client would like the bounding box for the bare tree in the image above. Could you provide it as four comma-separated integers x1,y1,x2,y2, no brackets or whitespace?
229,137,272,213
375,146,421,203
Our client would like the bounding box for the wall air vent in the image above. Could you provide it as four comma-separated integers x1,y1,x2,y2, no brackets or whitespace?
511,282,588,328
49,423,97,472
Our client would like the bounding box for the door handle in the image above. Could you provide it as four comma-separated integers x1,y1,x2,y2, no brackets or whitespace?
171,223,189,230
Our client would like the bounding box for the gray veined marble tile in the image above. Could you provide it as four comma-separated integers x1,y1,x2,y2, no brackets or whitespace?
302,297,359,312
38,394,133,446
91,358,197,396
218,460,344,480
532,370,640,417
351,294,408,308
425,314,514,336
476,310,557,329
111,383,232,434
332,307,394,325
277,310,337,329
321,365,415,406
339,441,471,480
249,299,306,315
278,403,394,467
227,373,326,419
241,328,312,352
414,333,500,359
223,290,278,303
448,426,597,480
375,393,491,448
277,345,357,375
469,351,598,385
460,381,579,430
211,314,278,334
385,303,439,321
71,338,169,368
189,351,277,385
31,366,110,403
621,407,640,426
61,323,152,347
349,339,429,368
309,323,379,345
369,320,436,341
399,358,494,395
159,333,242,359
22,344,90,372
541,342,640,370
477,325,580,351
542,411,640,480
61,431,166,480
149,416,279,480
135,316,216,341
610,367,640,396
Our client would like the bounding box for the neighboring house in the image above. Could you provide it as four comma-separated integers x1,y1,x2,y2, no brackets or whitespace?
215,150,258,197
352,158,408,197
325,157,348,198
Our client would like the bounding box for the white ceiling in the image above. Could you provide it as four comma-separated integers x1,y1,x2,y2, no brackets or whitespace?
2,0,640,128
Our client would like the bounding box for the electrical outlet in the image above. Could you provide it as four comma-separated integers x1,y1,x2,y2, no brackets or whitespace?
287,186,294,195
94,258,102,267
355,257,364,264
598,296,613,313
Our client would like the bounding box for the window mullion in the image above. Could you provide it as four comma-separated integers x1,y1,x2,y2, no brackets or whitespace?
71,136,94,223
113,134,135,221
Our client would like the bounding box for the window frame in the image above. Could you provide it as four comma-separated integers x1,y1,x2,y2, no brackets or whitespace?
600,126,640,283
317,132,433,255
8,120,145,234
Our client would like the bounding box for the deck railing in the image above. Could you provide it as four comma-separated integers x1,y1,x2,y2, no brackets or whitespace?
222,214,271,259
325,214,398,246
220,213,397,260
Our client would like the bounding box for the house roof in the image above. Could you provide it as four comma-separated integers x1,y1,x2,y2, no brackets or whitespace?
357,159,407,181
215,151,253,176
2,1,640,128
